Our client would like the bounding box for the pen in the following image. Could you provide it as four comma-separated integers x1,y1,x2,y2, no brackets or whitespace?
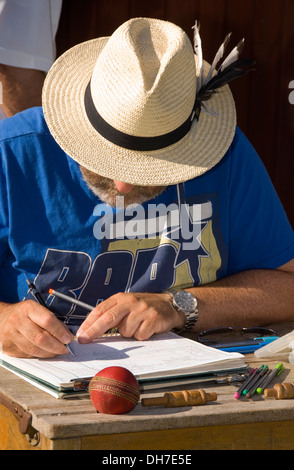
234,368,257,399
26,279,75,356
256,363,284,394
219,338,279,354
237,365,264,397
49,288,120,336
245,365,269,398
26,278,47,307
211,337,279,349
254,368,271,391
242,365,267,396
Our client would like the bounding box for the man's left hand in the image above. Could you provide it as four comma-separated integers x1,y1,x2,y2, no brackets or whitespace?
76,292,185,342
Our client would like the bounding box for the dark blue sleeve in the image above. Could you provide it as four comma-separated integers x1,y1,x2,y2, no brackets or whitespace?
227,128,294,274
0,143,9,265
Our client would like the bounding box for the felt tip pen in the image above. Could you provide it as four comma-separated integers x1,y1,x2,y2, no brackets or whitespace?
235,366,266,399
241,365,266,397
245,365,269,398
211,337,279,349
26,279,75,356
254,368,272,393
219,337,279,354
234,368,257,399
256,363,284,394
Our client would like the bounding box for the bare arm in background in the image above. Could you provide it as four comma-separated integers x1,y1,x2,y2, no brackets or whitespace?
0,64,45,116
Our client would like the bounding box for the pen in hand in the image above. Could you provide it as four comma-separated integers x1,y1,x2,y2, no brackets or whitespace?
26,278,47,307
26,278,75,356
48,288,120,336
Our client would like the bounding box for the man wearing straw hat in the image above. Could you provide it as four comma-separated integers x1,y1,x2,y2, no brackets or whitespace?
0,18,294,358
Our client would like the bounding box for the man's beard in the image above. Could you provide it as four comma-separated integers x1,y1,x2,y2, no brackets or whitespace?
80,166,167,207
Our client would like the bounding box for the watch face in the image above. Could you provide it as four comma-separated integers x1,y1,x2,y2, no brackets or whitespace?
174,291,197,312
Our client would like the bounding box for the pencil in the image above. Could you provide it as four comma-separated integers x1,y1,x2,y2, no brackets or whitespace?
49,289,94,312
49,288,120,336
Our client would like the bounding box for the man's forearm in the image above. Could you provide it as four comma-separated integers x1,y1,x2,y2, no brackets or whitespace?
187,267,294,332
0,65,45,116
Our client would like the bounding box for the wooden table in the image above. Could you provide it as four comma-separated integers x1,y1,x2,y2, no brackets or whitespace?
1,323,294,451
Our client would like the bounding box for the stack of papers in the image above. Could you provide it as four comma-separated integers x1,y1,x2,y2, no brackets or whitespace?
0,331,246,398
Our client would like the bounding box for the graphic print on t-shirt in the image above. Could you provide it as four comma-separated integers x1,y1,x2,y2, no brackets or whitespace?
28,190,226,324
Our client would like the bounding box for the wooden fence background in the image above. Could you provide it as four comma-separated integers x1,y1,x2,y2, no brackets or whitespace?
56,0,294,226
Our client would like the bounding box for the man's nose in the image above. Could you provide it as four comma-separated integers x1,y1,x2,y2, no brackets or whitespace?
113,181,135,194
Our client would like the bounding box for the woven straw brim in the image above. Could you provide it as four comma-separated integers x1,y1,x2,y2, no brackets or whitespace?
42,37,236,186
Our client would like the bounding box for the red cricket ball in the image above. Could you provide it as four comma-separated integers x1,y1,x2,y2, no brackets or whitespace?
89,366,140,414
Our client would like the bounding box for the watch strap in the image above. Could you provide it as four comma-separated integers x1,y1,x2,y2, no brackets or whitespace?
166,290,199,334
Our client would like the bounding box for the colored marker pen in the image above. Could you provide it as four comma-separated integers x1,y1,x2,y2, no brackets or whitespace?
256,363,284,394
245,365,269,398
241,365,264,396
219,337,279,354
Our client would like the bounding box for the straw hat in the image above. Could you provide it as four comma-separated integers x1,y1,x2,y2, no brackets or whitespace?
42,17,236,186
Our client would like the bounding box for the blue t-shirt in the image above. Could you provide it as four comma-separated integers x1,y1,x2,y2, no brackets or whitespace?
1,107,294,324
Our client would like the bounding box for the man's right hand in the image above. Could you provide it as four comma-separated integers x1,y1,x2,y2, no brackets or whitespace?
0,300,74,358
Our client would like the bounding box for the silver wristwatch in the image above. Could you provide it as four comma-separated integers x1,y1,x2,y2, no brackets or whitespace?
167,290,199,334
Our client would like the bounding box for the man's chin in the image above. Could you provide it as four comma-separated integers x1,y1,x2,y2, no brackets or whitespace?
80,166,166,207
88,184,166,207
